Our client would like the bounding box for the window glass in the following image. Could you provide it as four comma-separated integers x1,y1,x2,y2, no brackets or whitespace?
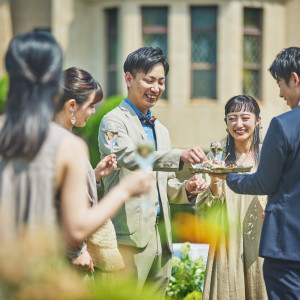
191,7,217,99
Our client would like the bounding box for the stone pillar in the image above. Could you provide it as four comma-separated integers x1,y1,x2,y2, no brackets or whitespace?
286,0,300,47
218,1,243,104
10,0,51,35
119,1,142,95
0,0,13,76
168,2,190,106
85,3,106,86
51,0,74,52
261,1,288,125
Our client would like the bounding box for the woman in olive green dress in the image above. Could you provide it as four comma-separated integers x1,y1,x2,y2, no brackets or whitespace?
196,95,268,300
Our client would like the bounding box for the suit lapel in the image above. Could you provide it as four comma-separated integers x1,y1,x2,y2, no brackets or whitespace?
119,101,147,140
154,121,164,151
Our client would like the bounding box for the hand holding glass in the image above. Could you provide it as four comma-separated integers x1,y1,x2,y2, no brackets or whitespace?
103,123,119,154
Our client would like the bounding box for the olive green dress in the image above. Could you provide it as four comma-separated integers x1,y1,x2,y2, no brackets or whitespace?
196,150,268,300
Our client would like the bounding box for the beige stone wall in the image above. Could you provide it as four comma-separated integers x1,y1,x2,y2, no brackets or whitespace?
54,0,293,150
10,0,51,35
0,0,13,76
0,0,297,151
286,0,300,47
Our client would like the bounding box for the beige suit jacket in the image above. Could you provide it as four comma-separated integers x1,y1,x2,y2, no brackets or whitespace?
98,100,190,252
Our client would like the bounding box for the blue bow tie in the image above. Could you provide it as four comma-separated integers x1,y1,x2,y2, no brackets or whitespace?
138,114,157,126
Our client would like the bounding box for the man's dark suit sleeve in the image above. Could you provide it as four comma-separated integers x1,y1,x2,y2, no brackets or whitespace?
226,117,288,195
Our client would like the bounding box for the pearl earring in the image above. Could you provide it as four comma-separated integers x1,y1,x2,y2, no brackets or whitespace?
71,107,76,125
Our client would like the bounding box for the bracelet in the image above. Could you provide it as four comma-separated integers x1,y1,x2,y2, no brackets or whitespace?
96,179,102,187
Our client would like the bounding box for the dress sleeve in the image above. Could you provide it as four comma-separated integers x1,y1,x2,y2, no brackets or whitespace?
195,173,225,211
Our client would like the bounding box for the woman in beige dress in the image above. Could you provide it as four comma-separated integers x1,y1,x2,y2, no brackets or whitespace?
0,32,151,251
55,67,124,273
196,95,268,300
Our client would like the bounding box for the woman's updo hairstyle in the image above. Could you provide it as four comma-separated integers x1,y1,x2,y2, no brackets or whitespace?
0,31,63,159
59,67,103,110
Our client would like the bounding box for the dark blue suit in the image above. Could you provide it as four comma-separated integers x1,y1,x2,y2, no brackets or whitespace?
226,107,300,299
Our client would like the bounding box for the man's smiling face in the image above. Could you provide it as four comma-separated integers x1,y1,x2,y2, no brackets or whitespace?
126,63,165,115
277,72,300,109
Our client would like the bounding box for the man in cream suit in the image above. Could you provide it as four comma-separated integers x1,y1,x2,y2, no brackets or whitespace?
98,47,206,296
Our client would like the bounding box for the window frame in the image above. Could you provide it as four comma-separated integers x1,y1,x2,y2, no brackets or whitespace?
190,6,218,100
242,7,263,100
105,8,119,97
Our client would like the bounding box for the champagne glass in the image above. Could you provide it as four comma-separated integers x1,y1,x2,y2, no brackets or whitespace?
103,122,119,170
210,142,224,184
210,142,223,162
103,123,119,154
189,163,205,195
136,141,154,172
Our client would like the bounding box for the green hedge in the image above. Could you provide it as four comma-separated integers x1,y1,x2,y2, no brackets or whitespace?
0,74,8,114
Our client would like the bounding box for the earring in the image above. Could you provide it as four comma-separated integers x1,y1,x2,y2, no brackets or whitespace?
71,107,76,125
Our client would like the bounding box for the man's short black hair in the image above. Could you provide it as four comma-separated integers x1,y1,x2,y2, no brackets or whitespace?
269,47,300,84
123,47,169,77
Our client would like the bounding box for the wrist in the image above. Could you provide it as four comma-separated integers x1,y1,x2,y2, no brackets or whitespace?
209,183,220,197
94,169,100,181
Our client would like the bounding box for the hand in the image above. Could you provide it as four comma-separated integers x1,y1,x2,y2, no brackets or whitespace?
210,173,227,181
94,154,117,180
72,250,94,272
209,173,220,184
119,170,153,197
180,147,207,164
185,174,207,194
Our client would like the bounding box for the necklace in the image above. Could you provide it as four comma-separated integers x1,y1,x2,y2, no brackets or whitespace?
235,151,254,166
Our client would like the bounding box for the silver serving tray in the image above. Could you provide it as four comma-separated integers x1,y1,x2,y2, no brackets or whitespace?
189,166,252,174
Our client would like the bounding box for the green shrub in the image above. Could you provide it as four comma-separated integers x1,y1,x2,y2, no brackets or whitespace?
166,243,206,299
0,74,8,114
74,94,124,168
184,291,202,300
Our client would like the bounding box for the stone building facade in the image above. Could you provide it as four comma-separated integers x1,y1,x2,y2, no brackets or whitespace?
0,0,299,149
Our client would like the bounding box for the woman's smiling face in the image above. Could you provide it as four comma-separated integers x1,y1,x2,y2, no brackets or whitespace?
226,111,260,142
74,90,97,127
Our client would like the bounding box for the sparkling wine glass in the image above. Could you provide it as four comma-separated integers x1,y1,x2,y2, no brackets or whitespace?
103,123,119,154
210,142,224,184
189,163,206,195
210,142,223,162
135,141,154,172
103,122,119,170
